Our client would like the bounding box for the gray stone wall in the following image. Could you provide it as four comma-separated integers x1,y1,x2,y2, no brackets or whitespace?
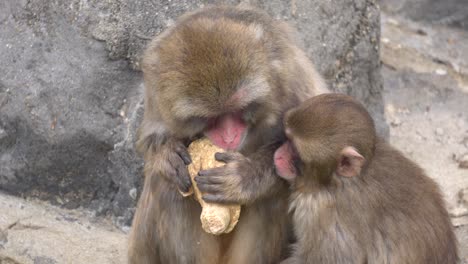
0,0,386,227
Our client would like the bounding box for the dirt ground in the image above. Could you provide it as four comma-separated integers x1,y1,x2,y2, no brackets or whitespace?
1,11,467,264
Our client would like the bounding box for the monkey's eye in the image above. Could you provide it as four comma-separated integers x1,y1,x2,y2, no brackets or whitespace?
243,102,261,123
290,141,300,157
185,116,207,123
188,116,209,126
289,142,302,173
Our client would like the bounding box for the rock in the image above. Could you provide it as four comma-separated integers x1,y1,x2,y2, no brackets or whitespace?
381,9,468,260
450,206,468,217
435,127,445,136
380,12,468,87
129,188,137,201
435,68,448,76
390,117,402,127
0,0,387,227
459,154,468,169
0,193,126,263
0,127,6,140
457,119,465,129
462,136,468,149
379,0,468,31
456,225,468,264
458,188,468,206
452,188,468,227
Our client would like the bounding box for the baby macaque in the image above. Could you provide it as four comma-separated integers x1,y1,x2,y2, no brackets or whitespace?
275,93,458,264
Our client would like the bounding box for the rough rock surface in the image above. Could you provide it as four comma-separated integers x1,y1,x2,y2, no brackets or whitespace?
381,11,468,263
380,0,468,30
0,193,126,263
0,0,386,228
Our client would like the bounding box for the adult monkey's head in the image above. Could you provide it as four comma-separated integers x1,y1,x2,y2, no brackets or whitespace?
141,6,299,150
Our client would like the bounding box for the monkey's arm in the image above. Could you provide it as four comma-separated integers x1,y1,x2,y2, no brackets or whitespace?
195,142,287,205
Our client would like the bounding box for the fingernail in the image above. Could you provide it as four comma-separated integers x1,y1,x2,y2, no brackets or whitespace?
183,156,191,164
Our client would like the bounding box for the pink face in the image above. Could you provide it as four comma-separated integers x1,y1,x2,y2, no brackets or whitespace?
273,141,298,181
204,112,247,150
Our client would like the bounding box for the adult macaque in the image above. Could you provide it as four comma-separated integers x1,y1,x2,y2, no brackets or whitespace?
275,93,458,264
128,5,327,264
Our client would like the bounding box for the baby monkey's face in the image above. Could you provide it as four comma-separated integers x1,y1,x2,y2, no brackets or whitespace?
274,93,376,183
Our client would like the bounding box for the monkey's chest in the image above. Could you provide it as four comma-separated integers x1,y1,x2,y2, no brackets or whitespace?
290,192,336,233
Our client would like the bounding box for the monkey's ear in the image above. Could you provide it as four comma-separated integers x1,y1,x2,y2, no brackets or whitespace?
336,146,365,178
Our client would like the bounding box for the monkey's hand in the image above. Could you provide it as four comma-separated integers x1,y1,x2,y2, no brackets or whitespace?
195,152,260,204
147,139,192,193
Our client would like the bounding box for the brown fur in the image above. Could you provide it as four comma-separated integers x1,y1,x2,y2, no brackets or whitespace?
281,93,458,264
128,5,327,264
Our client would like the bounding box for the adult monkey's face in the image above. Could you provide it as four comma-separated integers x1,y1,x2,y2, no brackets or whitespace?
145,16,282,150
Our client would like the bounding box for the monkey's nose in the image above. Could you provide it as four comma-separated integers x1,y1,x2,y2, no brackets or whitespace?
285,128,292,138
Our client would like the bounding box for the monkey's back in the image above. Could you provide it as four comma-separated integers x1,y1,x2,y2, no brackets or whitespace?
361,139,458,263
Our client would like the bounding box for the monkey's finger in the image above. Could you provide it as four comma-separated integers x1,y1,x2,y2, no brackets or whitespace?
214,152,242,163
168,155,191,191
198,167,227,177
179,152,192,165
197,183,223,195
176,166,192,193
158,162,177,182
202,194,237,204
175,144,192,165
175,178,191,193
194,175,224,184
168,152,186,168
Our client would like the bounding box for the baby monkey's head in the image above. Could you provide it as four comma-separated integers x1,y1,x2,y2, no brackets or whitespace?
274,93,377,187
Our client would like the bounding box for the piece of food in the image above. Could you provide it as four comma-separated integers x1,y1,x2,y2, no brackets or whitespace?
180,138,241,235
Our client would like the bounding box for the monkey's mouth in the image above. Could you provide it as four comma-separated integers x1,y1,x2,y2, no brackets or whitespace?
204,112,247,150
274,141,299,180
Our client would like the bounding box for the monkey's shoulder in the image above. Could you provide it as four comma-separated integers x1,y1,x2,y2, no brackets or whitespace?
365,140,445,208
369,140,427,178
